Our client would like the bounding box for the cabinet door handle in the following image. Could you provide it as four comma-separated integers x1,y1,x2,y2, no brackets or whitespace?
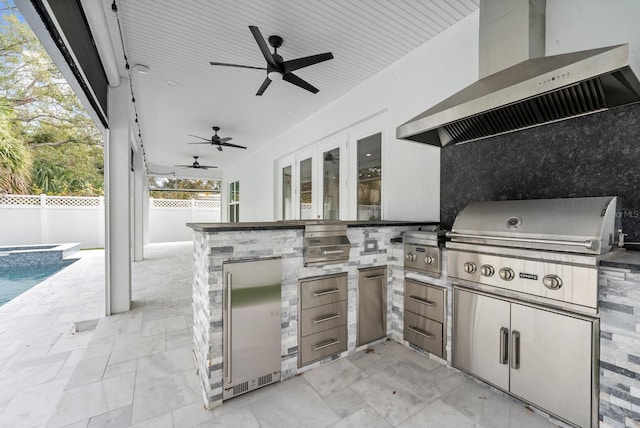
408,296,436,306
313,339,340,351
511,330,520,370
365,274,385,281
499,327,509,365
312,314,340,324
312,289,340,297
226,272,232,383
408,326,435,340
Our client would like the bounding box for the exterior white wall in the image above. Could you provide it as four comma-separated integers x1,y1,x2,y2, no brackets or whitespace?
224,1,640,223
225,11,480,222
546,0,640,74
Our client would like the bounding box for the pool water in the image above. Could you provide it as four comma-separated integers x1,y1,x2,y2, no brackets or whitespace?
0,260,76,306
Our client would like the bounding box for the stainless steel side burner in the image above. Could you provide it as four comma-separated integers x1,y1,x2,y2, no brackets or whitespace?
403,226,446,276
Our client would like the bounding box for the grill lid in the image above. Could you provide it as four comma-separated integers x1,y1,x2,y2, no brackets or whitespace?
449,196,619,254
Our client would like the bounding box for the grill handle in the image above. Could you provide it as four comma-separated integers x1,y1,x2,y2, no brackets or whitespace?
447,232,595,250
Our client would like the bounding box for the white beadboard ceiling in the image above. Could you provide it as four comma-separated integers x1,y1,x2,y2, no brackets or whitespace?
97,0,478,179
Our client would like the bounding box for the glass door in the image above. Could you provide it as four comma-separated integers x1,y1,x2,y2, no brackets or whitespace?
282,165,293,220
296,147,317,219
322,147,340,220
357,132,382,220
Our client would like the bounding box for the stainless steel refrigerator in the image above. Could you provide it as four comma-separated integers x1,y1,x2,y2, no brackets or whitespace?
223,257,281,400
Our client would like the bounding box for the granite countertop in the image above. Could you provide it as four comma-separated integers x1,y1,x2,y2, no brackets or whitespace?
599,248,640,270
186,220,438,232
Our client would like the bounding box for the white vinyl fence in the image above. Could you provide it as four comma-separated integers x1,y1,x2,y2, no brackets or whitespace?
148,197,220,243
0,194,220,248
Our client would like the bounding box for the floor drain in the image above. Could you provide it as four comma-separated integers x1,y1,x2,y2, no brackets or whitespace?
72,318,100,334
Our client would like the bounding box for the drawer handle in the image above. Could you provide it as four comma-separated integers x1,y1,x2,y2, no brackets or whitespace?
365,274,386,281
321,249,344,255
312,289,340,297
312,314,340,324
408,296,436,306
408,326,435,340
313,339,340,351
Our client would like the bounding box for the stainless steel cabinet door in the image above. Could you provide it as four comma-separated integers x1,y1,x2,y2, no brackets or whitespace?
357,267,386,346
510,303,594,428
453,288,510,390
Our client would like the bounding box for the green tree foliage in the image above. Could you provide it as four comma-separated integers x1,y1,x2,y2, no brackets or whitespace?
0,99,31,193
0,1,103,195
149,177,221,200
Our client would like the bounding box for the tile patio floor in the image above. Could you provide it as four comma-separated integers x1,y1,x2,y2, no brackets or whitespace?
0,242,558,427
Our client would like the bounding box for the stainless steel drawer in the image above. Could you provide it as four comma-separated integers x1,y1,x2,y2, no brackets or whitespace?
300,301,347,336
404,279,445,323
299,273,348,309
299,325,347,367
404,310,443,358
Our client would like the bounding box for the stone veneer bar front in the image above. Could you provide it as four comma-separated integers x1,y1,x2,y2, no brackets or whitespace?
187,221,436,409
187,221,640,427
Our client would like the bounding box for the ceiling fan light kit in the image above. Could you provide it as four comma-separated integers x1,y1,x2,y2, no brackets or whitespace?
210,25,334,96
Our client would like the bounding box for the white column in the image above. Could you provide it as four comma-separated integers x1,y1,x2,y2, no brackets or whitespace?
105,82,132,315
133,150,145,261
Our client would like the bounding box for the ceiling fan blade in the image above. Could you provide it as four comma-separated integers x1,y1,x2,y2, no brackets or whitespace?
187,142,212,145
175,165,194,168
282,52,334,73
221,142,247,150
282,72,319,94
210,61,266,71
256,77,272,96
249,26,277,68
218,137,233,143
188,134,210,141
199,165,218,169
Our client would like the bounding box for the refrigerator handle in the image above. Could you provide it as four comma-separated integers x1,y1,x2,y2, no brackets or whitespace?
226,272,232,383
499,327,509,365
511,330,520,369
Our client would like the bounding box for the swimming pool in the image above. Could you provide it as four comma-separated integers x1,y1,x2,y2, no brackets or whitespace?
0,243,80,306
0,260,77,306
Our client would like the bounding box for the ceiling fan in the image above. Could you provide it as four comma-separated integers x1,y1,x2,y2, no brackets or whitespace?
324,152,340,163
210,25,334,96
175,156,218,170
187,126,246,151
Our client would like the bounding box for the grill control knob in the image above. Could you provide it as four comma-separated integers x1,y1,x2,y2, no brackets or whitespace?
463,262,477,273
405,253,416,262
499,267,515,281
543,274,563,290
480,265,495,277
424,255,435,265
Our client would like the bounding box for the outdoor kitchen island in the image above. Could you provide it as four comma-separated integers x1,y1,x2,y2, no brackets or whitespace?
186,220,437,409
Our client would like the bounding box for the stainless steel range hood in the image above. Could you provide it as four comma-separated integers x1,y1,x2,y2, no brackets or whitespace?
396,0,640,147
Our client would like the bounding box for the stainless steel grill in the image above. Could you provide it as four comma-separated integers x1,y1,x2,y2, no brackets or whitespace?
447,196,618,428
